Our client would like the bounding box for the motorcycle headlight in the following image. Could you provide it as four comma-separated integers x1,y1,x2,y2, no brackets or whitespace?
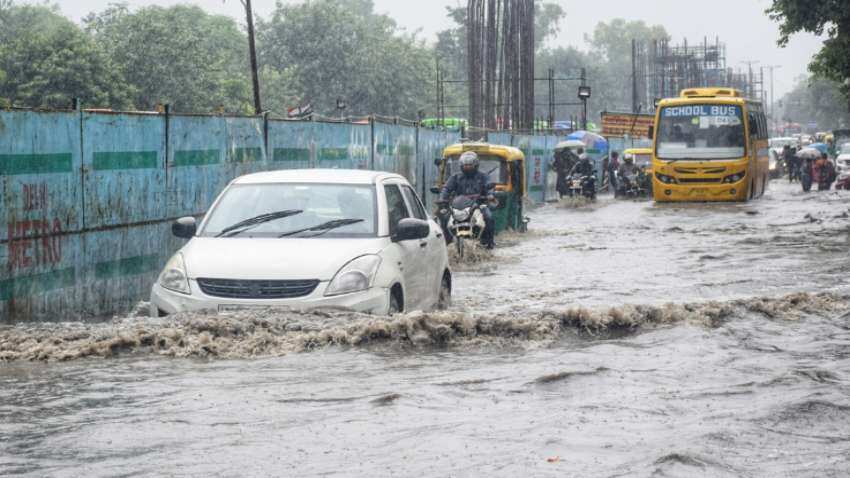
159,253,191,295
452,209,470,222
325,254,382,297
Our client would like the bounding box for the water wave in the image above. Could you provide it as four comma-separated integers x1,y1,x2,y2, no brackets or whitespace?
0,292,845,362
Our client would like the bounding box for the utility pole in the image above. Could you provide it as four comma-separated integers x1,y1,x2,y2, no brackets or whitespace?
243,0,262,115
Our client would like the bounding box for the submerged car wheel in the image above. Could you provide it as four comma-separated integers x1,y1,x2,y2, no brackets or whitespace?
389,289,403,315
437,273,451,310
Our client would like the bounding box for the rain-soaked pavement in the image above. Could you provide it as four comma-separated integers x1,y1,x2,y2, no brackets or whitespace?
2,181,850,477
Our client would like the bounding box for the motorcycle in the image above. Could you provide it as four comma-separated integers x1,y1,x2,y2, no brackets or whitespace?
567,174,596,200
615,172,646,198
438,194,491,259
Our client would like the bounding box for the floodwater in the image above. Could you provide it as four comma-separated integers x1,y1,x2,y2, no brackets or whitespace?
2,181,850,477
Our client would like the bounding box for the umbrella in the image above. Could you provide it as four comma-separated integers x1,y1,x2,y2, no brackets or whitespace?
808,143,829,155
565,131,609,157
796,147,822,159
554,140,585,151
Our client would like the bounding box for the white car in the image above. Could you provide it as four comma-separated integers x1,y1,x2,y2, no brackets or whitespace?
835,143,850,175
150,169,451,317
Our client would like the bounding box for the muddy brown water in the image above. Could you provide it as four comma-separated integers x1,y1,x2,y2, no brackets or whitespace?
2,181,850,477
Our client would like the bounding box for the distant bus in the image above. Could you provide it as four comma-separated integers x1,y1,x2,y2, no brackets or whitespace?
651,88,769,202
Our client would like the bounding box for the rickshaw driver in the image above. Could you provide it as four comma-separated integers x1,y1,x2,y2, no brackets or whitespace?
438,151,496,249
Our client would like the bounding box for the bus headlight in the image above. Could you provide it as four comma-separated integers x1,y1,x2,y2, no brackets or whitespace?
655,173,677,184
722,172,746,184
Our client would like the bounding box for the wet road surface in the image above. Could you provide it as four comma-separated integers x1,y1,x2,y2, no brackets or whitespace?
2,181,850,477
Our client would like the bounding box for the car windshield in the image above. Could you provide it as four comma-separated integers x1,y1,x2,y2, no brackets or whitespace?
447,154,507,184
201,183,377,238
840,144,850,155
657,105,745,160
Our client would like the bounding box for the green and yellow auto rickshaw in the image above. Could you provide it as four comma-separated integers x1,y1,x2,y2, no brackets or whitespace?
432,142,527,234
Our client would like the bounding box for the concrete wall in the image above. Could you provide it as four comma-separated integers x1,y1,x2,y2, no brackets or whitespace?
0,109,512,322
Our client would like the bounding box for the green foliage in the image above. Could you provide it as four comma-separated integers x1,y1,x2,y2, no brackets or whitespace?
779,75,850,128
0,3,131,109
257,0,433,118
768,0,850,107
85,4,252,113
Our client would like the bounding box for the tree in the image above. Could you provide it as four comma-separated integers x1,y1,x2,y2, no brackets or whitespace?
85,4,252,113
768,0,850,111
778,75,849,128
257,0,434,118
0,2,131,109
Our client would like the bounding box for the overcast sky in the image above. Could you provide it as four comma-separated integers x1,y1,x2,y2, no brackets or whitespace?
44,0,824,98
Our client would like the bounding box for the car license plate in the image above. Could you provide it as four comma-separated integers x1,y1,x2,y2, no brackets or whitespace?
218,304,272,313
692,188,707,196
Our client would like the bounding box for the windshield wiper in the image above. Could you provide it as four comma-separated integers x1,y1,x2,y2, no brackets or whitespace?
277,218,365,238
216,210,303,237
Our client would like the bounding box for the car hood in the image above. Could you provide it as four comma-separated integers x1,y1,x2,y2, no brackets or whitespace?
836,154,850,162
181,237,388,281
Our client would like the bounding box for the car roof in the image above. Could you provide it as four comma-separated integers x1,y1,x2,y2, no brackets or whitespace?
232,169,405,185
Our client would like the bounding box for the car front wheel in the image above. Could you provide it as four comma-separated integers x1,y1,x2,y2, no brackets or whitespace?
437,274,451,310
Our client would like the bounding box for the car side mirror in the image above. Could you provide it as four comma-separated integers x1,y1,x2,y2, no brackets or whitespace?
393,218,430,242
647,125,654,140
434,158,442,166
429,186,441,194
172,216,197,239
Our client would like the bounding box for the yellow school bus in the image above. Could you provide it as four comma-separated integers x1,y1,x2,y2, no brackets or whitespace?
651,88,770,202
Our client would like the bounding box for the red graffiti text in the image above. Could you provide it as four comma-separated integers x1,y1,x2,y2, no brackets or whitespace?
6,219,63,273
22,183,48,212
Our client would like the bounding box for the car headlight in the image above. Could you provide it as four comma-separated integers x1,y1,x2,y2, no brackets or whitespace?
325,254,382,297
722,172,746,184
159,253,191,295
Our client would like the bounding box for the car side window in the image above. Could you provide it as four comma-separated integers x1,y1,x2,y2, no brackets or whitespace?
401,186,428,221
384,184,411,236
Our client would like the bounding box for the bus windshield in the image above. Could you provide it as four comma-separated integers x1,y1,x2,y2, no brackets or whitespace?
657,105,745,160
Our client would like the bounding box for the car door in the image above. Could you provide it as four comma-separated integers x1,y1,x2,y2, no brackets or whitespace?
383,182,427,310
401,184,444,306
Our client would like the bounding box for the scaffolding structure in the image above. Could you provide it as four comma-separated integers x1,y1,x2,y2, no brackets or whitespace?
632,37,765,113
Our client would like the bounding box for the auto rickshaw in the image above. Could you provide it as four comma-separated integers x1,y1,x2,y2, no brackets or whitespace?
432,142,527,234
623,148,653,194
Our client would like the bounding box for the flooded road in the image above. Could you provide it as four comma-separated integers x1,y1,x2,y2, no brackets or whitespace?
2,181,850,477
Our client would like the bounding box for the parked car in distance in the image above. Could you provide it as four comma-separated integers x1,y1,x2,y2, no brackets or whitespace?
151,169,451,317
834,144,850,190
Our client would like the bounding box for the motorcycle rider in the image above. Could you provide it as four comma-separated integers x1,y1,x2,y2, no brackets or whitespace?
567,153,596,198
616,153,640,196
438,151,496,249
784,145,798,182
